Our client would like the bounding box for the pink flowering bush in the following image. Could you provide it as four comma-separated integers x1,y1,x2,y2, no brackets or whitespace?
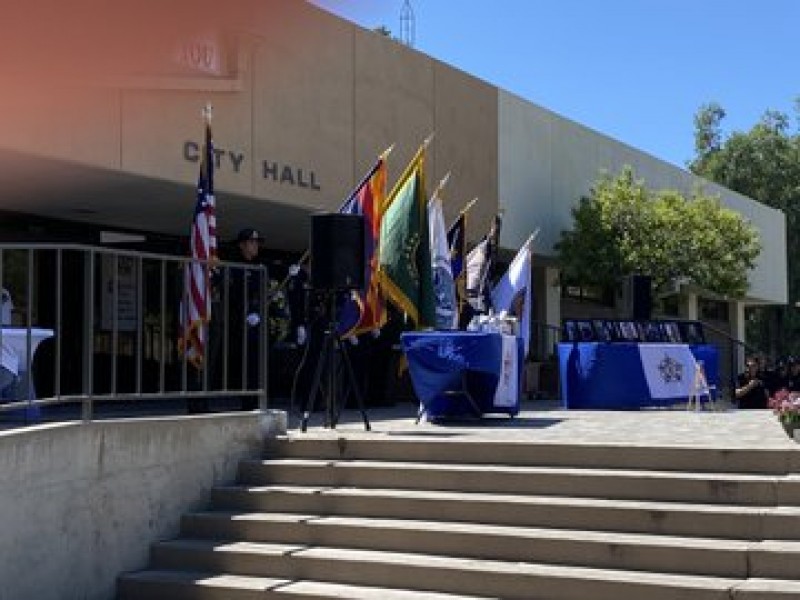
768,389,800,426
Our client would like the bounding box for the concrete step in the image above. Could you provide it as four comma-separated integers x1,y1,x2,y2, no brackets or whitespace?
210,484,800,540
147,537,800,600
118,569,490,599
265,437,800,475
180,510,764,578
118,435,800,599
239,458,800,505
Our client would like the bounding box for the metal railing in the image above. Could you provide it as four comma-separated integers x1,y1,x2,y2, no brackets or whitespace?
0,243,270,421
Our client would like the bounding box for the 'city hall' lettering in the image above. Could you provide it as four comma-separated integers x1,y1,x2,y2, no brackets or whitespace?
183,141,244,173
183,141,321,191
262,162,320,190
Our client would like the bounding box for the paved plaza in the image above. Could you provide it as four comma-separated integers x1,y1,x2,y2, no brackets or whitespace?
289,399,800,450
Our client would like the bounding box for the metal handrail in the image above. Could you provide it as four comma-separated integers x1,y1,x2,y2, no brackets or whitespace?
0,243,271,422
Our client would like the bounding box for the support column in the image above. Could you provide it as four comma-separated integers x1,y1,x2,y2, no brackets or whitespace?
544,266,561,353
730,300,746,372
678,292,698,321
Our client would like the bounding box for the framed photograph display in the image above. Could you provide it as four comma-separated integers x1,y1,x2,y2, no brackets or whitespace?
576,320,595,342
642,321,663,342
593,319,615,342
680,321,706,344
616,320,640,342
661,321,682,343
563,320,579,342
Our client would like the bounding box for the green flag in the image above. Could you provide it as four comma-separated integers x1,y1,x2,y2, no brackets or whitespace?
378,148,435,329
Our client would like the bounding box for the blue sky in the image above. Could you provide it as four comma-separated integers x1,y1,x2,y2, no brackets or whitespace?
312,0,798,169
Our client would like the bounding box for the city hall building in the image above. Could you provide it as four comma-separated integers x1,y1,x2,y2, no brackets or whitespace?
0,0,786,395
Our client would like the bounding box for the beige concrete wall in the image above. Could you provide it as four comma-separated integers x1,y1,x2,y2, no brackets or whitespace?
0,412,280,600
0,86,121,169
0,0,785,307
431,61,498,243
121,83,254,199
252,3,354,212
353,28,435,202
498,90,787,305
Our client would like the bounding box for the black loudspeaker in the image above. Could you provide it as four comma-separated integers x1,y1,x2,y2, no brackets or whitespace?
310,213,365,290
631,274,653,320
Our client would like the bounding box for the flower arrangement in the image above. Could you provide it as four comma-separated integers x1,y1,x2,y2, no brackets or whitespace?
768,388,800,429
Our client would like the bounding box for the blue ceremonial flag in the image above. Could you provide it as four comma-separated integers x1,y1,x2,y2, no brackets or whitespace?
447,211,466,321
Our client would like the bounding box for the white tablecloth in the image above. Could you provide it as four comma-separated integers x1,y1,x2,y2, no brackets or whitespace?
0,328,54,399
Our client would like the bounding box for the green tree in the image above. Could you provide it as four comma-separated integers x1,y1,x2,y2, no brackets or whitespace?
556,167,760,299
689,102,800,356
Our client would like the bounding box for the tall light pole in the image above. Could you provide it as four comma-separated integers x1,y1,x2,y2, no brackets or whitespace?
400,0,415,48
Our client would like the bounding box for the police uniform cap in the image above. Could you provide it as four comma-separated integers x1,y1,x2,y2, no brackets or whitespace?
236,228,261,243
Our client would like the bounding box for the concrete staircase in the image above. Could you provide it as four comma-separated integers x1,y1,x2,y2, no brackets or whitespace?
118,436,800,599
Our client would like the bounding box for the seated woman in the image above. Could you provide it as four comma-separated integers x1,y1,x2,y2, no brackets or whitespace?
735,358,768,409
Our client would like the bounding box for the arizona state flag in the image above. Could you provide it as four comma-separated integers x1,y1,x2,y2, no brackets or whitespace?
378,147,435,329
337,157,388,336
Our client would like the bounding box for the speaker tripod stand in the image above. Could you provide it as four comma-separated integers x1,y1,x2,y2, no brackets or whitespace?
300,291,371,432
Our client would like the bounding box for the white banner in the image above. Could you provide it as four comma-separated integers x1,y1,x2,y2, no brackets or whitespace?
491,239,532,355
638,343,697,399
493,334,519,407
428,196,457,329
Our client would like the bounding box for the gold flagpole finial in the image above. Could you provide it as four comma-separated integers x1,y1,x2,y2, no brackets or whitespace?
460,197,479,215
523,228,541,253
431,171,451,201
380,143,395,161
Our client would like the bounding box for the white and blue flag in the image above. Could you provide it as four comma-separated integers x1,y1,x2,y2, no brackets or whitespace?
429,194,458,329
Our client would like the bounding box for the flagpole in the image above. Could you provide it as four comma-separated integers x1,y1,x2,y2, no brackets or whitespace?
282,144,395,281
386,133,435,208
429,171,451,203
459,197,478,215
379,143,395,161
519,228,541,257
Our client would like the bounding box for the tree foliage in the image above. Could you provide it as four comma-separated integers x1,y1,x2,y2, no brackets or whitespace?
690,101,800,356
556,167,760,299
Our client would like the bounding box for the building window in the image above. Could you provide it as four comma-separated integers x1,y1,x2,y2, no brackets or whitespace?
699,297,729,322
562,283,614,307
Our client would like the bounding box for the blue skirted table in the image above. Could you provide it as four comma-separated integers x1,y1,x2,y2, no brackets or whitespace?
401,331,523,420
558,342,718,409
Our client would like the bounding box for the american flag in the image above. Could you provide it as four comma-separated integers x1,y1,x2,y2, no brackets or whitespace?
179,117,217,367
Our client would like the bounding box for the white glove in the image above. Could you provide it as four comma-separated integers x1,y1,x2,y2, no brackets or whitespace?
371,328,381,339
289,264,300,276
246,313,260,327
348,335,359,346
296,326,307,345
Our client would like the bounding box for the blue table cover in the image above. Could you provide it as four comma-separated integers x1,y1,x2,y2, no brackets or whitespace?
401,331,523,418
558,342,718,409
